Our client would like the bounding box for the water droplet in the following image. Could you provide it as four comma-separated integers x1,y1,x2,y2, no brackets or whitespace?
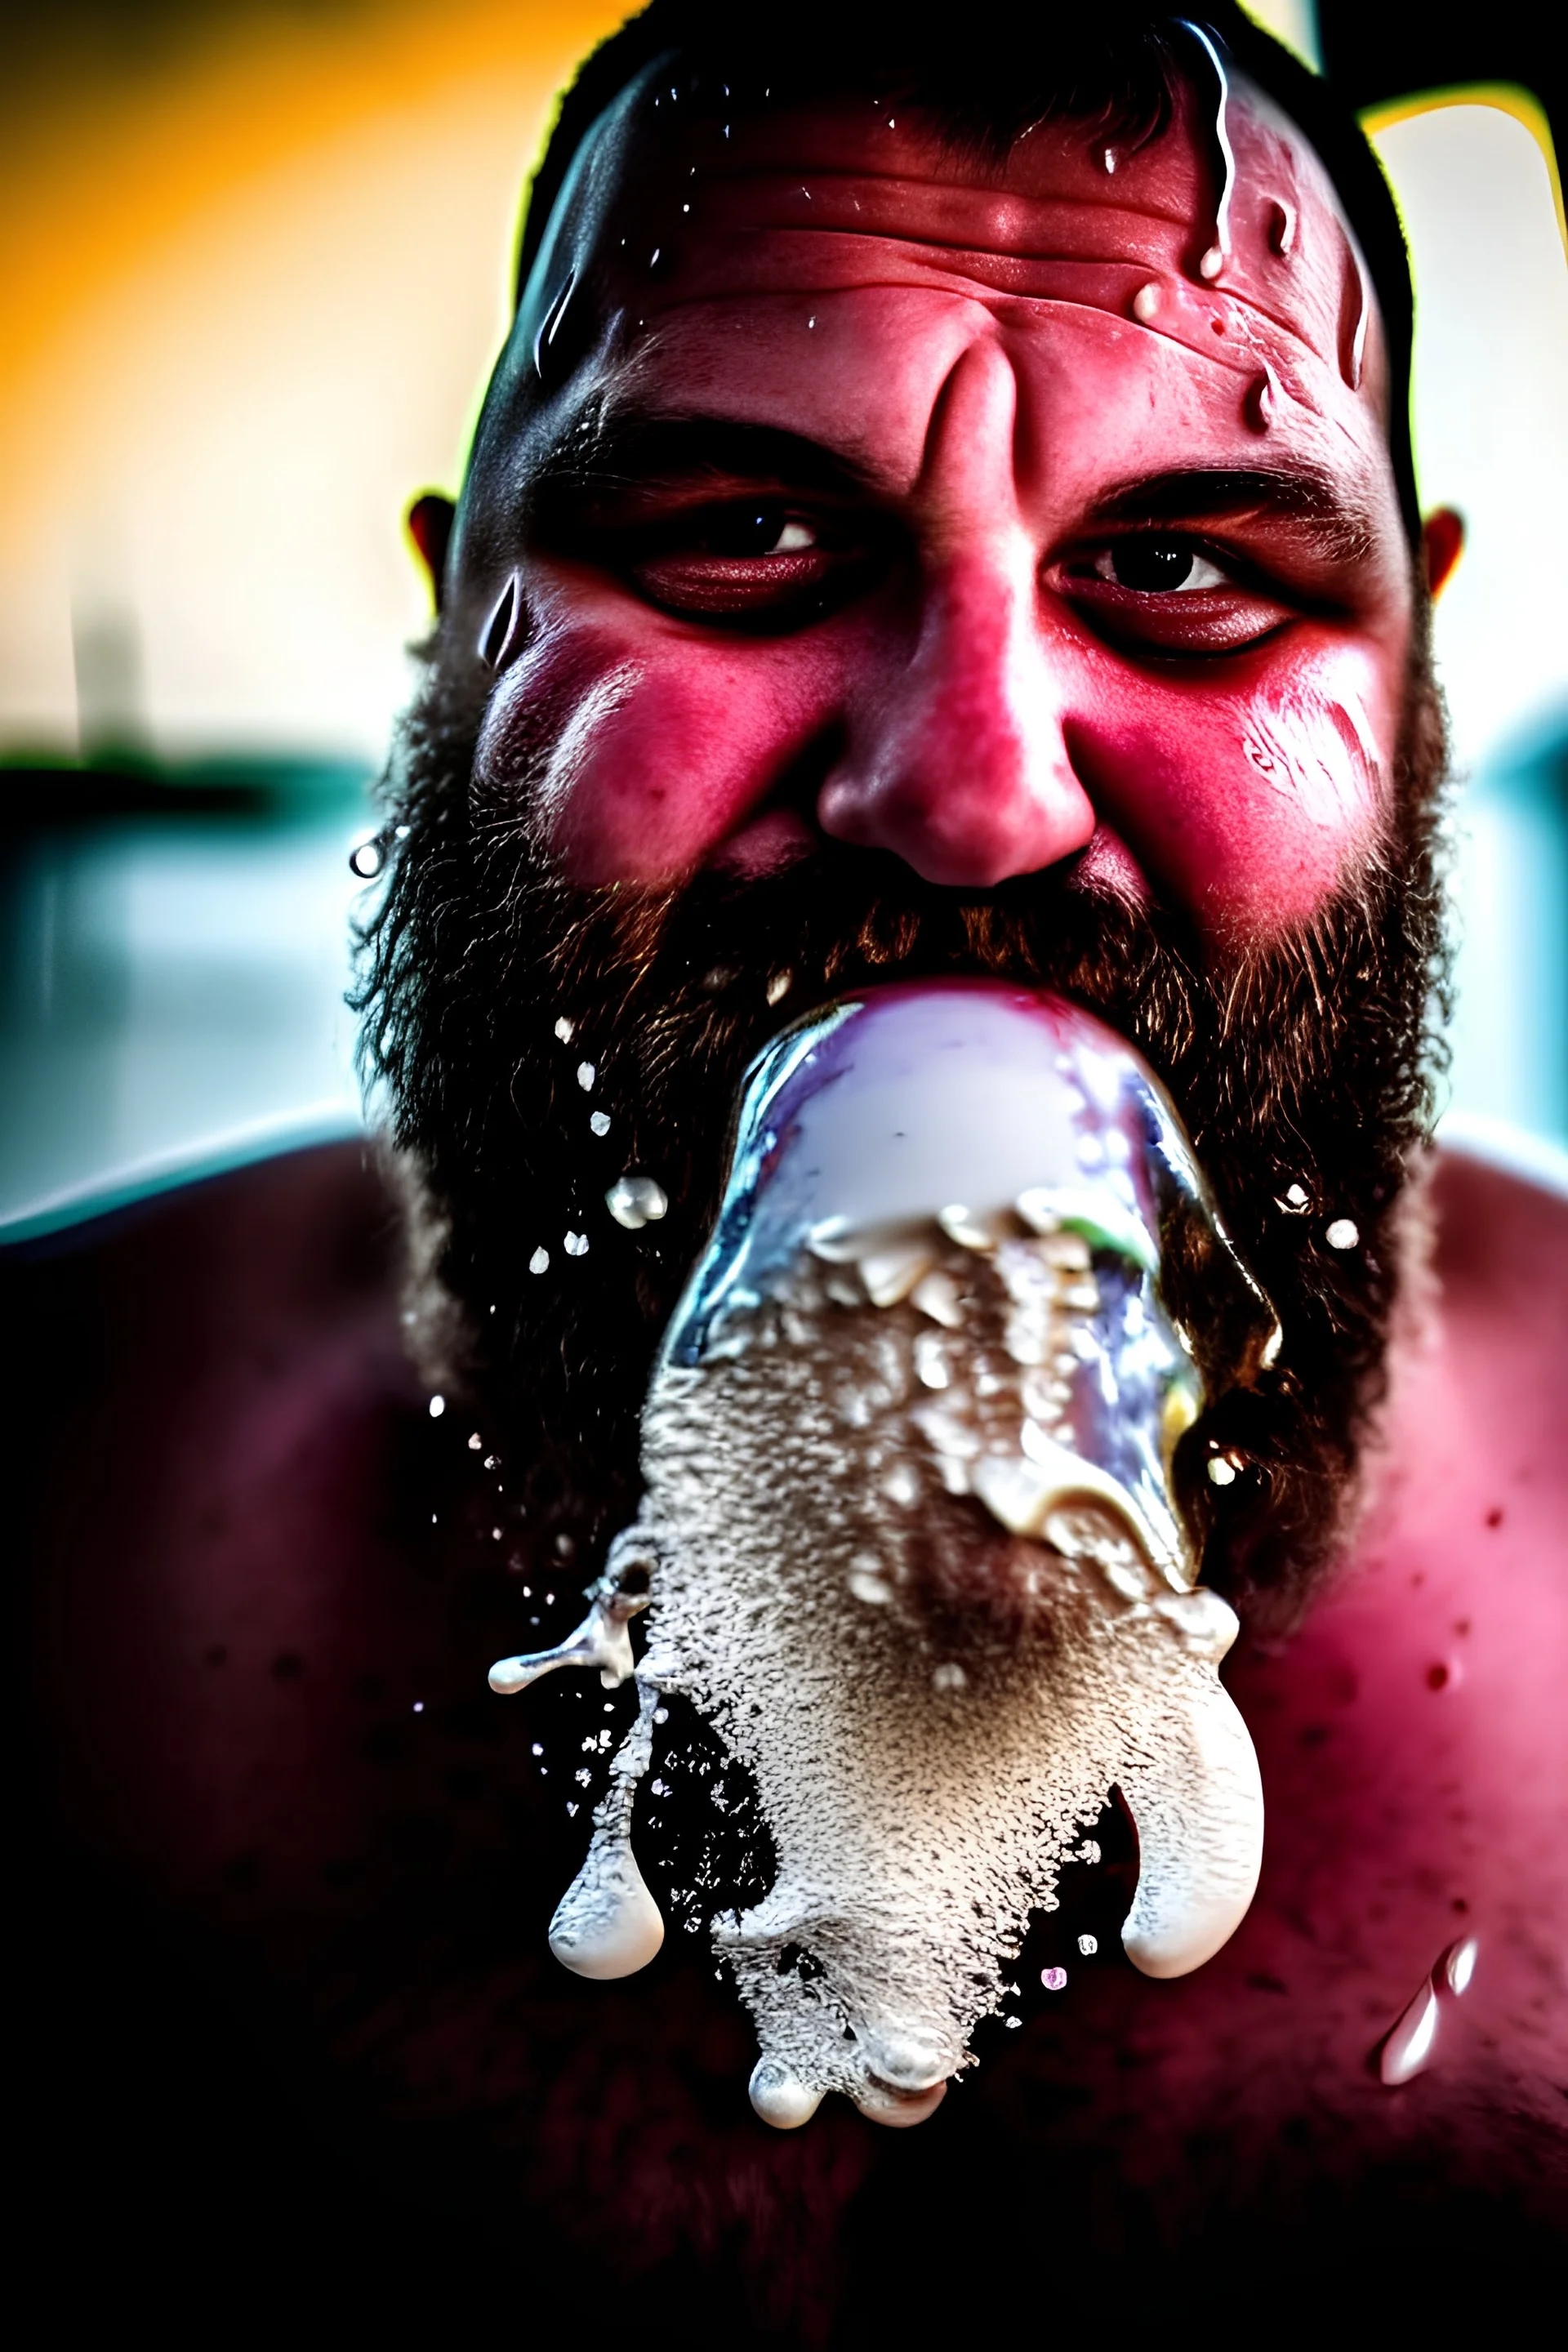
932,1661,967,1693
479,573,520,669
428,1394,446,1419
529,1245,550,1274
1441,1936,1478,1995
564,1232,590,1257
848,1562,893,1606
1280,1182,1310,1211
577,1060,596,1091
1325,1218,1360,1250
915,1332,950,1389
1199,246,1223,281
412,1701,424,1714
766,970,792,1004
1040,1966,1068,1991
1379,1977,1439,2085
1077,1933,1098,1955
1102,146,1118,173
807,315,816,330
554,1015,575,1042
649,247,661,268
1132,281,1161,323
1245,370,1276,432
590,1110,611,1137
467,1432,481,1449
607,1175,668,1230
349,835,385,879
394,822,410,840
1206,1453,1238,1487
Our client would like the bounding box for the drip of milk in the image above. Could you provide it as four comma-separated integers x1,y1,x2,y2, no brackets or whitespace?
491,984,1278,2126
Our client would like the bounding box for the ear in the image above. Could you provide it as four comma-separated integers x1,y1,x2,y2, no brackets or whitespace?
1423,506,1464,600
406,492,456,611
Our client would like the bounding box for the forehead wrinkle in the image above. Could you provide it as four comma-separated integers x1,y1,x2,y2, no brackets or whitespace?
628,276,1329,397
689,160,1200,234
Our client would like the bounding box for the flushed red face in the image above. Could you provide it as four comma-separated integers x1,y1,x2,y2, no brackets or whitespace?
453,69,1421,947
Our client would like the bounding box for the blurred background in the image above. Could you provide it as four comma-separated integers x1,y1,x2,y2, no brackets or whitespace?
1,0,1564,1240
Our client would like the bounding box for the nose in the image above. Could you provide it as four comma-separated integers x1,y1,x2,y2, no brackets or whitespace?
817,341,1098,889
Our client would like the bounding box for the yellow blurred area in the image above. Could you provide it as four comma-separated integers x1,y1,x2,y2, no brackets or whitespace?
0,0,630,760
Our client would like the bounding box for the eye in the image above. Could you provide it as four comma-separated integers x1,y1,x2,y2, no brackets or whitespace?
620,499,867,628
1091,541,1229,593
1059,533,1296,657
693,506,817,559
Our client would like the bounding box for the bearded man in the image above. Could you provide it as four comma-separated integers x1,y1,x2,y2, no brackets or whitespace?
16,0,1568,2335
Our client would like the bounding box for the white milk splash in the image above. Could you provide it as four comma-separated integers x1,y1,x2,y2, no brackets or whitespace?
490,984,1276,2127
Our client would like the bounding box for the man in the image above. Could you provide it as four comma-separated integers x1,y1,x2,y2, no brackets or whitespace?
16,2,1566,2331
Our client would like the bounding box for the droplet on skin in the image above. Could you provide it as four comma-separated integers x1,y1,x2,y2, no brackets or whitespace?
1199,246,1224,281
848,1563,894,1606
1281,1182,1310,1210
1325,1218,1360,1250
479,573,520,670
349,835,385,879
428,1395,445,1419
577,1061,596,1092
1041,1966,1068,1991
1102,145,1118,173
914,1332,950,1389
1206,1453,1238,1487
1441,1936,1479,1996
590,1110,611,1137
554,1016,574,1042
932,1661,967,1693
766,971,792,1005
1379,1977,1440,2086
1132,281,1162,323
529,1246,549,1274
882,1459,920,1506
749,2058,823,2130
1245,370,1276,432
564,1232,590,1258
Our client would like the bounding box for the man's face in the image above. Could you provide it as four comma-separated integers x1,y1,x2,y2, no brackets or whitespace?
370,65,1443,1624
456,70,1413,945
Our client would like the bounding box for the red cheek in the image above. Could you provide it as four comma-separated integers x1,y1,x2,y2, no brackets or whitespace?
474,623,835,887
1069,653,1389,935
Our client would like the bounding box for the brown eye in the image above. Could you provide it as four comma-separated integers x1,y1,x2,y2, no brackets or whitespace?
1094,541,1227,593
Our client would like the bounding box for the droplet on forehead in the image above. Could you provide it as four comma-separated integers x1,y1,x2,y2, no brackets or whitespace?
1132,282,1162,324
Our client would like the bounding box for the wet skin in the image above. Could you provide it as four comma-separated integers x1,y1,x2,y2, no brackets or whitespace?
453,75,1443,940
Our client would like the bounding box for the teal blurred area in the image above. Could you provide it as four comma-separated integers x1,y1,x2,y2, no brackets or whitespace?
0,756,372,1241
1446,708,1568,1171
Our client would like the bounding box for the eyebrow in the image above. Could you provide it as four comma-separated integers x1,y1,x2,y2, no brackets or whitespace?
1085,467,1376,562
526,412,1378,563
525,410,881,517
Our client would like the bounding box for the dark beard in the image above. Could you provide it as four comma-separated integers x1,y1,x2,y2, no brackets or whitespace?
356,622,1449,1631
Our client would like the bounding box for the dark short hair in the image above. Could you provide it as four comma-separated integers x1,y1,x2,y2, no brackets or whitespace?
511,2,1422,545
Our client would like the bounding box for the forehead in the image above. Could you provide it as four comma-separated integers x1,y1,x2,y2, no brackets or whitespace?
480,69,1391,523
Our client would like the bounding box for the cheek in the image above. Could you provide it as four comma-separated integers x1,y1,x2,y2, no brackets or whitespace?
1072,643,1399,936
474,616,834,886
